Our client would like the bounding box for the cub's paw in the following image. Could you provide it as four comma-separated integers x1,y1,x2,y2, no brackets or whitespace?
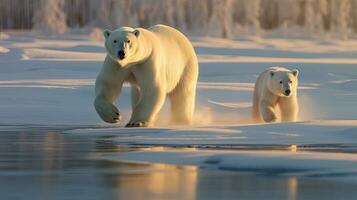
263,114,277,123
94,99,121,123
125,121,149,128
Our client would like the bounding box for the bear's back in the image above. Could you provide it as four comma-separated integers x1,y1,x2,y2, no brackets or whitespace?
148,24,197,60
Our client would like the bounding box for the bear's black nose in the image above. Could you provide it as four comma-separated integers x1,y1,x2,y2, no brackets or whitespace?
285,89,291,96
118,50,125,60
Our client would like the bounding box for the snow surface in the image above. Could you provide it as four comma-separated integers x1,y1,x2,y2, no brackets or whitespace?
103,149,357,181
67,120,357,146
0,33,9,40
0,46,9,53
2,32,357,181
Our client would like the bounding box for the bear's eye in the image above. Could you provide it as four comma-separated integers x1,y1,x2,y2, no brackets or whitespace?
126,40,130,44
279,81,283,84
113,40,117,43
289,80,292,84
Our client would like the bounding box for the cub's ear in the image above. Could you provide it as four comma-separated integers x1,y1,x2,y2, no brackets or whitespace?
103,29,111,39
270,71,274,76
291,69,299,77
133,29,140,37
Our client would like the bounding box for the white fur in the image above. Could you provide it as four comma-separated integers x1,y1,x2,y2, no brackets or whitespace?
252,67,299,123
94,24,199,127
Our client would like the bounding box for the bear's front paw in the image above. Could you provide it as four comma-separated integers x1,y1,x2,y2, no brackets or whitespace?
95,100,121,123
125,121,149,128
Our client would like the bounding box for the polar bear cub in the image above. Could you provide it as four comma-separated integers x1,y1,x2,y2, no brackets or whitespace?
252,67,299,123
94,24,199,127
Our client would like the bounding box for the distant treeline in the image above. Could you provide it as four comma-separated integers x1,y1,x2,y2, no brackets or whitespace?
1,0,357,39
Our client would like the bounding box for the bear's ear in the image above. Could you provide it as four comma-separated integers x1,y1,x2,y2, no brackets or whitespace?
270,71,274,77
133,29,140,37
103,30,111,39
291,69,299,77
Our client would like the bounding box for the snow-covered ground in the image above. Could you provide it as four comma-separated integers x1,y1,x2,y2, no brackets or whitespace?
2,32,357,182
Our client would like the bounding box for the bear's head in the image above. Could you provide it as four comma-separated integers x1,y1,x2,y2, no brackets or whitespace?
103,27,141,67
268,68,299,97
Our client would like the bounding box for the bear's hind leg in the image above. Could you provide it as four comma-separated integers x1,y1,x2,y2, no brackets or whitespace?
169,63,198,125
252,89,263,123
169,83,196,125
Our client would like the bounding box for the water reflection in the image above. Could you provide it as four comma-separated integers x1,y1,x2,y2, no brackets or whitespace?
42,132,64,170
288,177,298,200
115,163,198,200
289,144,298,152
1,130,357,200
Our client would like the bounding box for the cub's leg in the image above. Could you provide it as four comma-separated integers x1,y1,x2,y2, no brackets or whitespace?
260,100,278,123
279,95,298,122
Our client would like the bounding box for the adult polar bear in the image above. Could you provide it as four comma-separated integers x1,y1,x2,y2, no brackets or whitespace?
94,24,199,127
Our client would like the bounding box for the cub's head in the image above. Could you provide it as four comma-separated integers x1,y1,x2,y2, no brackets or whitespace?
103,27,140,66
268,68,299,97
